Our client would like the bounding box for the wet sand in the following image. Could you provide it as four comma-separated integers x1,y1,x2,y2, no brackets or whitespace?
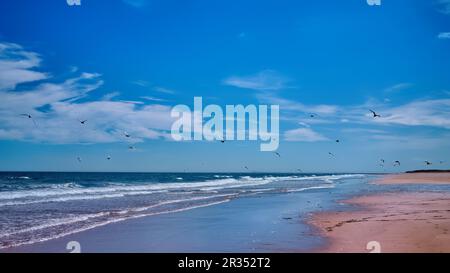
376,172,450,185
311,173,450,253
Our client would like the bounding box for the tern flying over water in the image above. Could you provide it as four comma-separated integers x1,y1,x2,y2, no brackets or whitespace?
369,110,381,118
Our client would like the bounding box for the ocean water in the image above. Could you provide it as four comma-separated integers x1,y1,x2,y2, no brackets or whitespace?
0,172,371,249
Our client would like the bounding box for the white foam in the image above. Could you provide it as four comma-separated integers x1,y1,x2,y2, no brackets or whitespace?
0,199,231,249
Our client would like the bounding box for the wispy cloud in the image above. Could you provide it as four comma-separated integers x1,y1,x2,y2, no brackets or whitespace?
436,0,450,14
384,83,413,93
132,80,150,87
153,86,176,94
438,32,450,39
284,128,329,142
0,43,49,90
223,70,290,91
0,42,174,144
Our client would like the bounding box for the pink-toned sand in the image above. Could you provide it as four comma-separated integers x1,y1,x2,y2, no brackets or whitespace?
376,172,450,185
310,173,450,253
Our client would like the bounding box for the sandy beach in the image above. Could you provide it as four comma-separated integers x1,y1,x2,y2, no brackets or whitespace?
311,172,450,253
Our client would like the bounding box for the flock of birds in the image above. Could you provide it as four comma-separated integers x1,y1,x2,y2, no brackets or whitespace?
19,109,445,172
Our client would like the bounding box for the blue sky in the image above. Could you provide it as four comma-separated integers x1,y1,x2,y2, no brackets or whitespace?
0,0,450,173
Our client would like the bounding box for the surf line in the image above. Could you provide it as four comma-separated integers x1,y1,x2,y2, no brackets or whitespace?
171,97,279,151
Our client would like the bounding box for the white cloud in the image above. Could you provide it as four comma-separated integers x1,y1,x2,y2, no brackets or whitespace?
284,128,328,142
0,43,49,90
223,70,290,91
0,42,175,144
154,86,176,94
141,96,168,102
438,32,450,39
375,99,450,129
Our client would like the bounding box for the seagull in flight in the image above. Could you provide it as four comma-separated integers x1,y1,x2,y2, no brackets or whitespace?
393,160,401,166
274,152,281,158
369,110,381,118
244,166,249,170
79,120,88,125
309,113,317,118
20,114,37,126
425,161,432,166
328,152,335,157
124,132,131,138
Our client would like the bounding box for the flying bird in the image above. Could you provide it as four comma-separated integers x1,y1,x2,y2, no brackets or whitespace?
244,166,249,170
274,152,281,158
425,161,432,166
79,120,88,125
380,159,385,164
328,152,335,157
335,139,340,143
124,132,131,138
393,160,401,166
20,114,37,126
107,155,111,160
128,146,136,150
369,110,381,118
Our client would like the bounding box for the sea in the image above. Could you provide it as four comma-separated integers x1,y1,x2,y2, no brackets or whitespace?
0,172,380,249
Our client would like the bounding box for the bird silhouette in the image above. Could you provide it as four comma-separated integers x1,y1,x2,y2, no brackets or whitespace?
20,114,37,126
369,110,381,118
79,120,88,125
274,152,281,158
124,132,131,138
425,161,432,166
328,152,335,157
393,160,401,166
